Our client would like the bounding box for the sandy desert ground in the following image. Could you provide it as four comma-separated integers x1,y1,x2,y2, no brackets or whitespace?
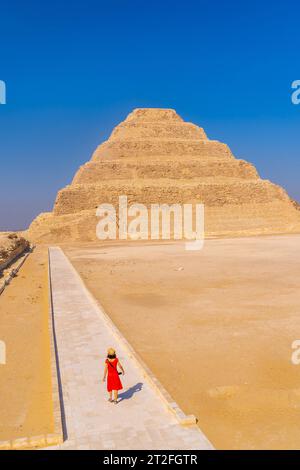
0,245,54,442
65,235,300,450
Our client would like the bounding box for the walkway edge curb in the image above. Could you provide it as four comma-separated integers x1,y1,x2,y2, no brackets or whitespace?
47,249,64,447
56,247,213,449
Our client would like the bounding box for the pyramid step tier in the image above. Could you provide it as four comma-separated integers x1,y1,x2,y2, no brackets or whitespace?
92,139,233,160
72,159,258,184
110,121,207,141
53,180,290,216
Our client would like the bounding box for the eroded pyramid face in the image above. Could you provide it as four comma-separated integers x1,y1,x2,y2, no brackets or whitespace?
28,108,300,242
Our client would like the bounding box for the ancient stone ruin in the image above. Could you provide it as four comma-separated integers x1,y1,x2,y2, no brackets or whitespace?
27,108,300,241
0,233,30,271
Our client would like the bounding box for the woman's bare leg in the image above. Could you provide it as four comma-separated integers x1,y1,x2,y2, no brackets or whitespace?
108,391,112,401
113,390,118,402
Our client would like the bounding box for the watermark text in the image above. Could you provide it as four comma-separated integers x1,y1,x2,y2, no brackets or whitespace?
0,80,6,104
96,196,205,251
291,80,300,105
0,340,6,365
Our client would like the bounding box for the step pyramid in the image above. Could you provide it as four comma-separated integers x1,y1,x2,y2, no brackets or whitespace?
28,108,300,241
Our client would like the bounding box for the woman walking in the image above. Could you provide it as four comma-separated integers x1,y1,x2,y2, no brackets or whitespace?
103,347,124,404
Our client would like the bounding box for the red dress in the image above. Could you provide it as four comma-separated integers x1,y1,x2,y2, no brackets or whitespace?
106,358,123,392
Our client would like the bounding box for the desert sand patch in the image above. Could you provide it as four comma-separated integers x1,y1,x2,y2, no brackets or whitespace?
0,245,54,444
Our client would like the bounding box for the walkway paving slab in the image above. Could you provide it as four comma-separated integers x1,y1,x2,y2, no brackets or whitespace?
47,247,213,450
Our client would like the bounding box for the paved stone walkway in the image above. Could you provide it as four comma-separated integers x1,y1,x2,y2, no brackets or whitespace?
48,247,213,450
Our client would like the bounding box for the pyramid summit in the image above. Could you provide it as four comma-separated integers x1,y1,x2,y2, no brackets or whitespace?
27,108,300,241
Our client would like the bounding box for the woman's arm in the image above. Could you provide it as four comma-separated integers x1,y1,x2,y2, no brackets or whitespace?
118,361,125,375
103,363,108,382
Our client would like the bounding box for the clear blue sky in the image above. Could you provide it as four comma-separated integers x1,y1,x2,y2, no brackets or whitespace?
0,0,299,230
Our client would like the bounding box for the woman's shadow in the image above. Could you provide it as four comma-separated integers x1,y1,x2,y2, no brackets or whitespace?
118,382,143,402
